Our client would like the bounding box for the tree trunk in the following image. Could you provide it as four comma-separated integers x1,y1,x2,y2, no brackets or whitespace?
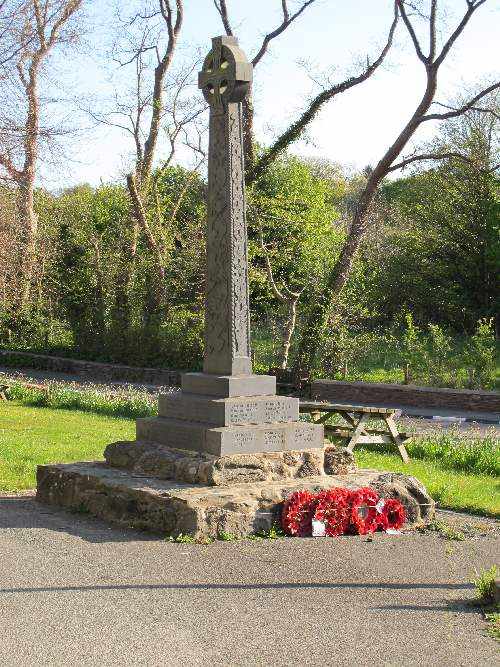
280,297,298,369
16,172,38,308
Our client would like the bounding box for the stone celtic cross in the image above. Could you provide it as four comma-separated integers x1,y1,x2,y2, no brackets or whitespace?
198,36,253,377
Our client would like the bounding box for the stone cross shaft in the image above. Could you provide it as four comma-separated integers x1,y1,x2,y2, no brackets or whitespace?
198,36,253,377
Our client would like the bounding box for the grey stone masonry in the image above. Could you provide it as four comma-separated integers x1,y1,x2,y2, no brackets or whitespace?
159,393,299,426
199,35,253,377
128,35,325,457
136,418,323,457
181,372,276,398
37,462,435,538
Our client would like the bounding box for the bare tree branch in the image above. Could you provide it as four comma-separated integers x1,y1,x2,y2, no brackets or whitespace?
252,0,318,67
140,0,183,183
213,0,233,36
0,151,23,180
397,0,427,63
434,0,487,67
248,3,399,184
388,150,474,171
421,82,500,121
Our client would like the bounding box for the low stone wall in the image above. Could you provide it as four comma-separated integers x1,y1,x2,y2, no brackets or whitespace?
0,349,182,387
311,379,500,414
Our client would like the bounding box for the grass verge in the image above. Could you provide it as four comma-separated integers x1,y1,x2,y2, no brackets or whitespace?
354,447,500,518
0,402,134,492
3,379,157,419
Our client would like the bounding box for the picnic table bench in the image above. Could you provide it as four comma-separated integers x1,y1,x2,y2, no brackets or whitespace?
300,400,411,463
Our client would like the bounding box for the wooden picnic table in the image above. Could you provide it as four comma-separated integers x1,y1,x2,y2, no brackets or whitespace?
300,400,410,463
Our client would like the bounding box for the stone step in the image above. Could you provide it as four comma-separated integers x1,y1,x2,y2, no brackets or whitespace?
36,462,435,539
136,417,324,456
158,392,299,426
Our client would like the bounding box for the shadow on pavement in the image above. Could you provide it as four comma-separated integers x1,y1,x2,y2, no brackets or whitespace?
0,497,158,544
373,600,479,613
0,581,473,595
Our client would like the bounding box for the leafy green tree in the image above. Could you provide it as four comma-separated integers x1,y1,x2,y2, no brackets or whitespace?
379,160,499,331
248,155,343,367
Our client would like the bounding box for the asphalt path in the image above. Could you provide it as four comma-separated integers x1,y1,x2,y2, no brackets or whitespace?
0,497,498,666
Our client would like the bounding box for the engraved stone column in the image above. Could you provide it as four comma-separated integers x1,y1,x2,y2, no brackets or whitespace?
199,36,252,376
131,35,324,456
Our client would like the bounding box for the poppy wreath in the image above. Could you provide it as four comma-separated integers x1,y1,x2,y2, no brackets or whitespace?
377,498,406,531
349,487,380,535
281,490,316,536
312,488,352,537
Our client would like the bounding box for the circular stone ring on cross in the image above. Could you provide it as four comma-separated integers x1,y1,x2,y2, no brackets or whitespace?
198,36,253,111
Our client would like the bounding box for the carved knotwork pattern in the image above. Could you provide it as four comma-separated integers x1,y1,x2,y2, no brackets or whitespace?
204,103,251,375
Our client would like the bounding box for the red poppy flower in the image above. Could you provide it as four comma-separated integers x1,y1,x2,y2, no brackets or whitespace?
313,488,352,537
349,487,380,535
281,490,316,536
379,498,406,531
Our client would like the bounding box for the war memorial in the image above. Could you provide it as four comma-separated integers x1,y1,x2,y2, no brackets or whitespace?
36,37,434,538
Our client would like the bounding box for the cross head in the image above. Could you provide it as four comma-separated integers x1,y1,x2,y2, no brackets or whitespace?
198,35,252,114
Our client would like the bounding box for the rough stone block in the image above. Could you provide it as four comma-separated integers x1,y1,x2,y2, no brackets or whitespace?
36,462,435,539
104,440,326,485
324,446,356,475
136,417,324,456
181,372,276,397
158,393,299,426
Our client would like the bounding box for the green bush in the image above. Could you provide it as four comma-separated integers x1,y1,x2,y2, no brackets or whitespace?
461,318,496,390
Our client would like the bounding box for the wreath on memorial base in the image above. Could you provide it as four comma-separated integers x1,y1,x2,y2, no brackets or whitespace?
281,490,316,536
281,487,406,537
377,498,406,531
312,488,352,537
349,487,380,535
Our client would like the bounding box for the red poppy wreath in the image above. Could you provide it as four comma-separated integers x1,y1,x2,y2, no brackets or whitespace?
281,490,316,536
349,487,380,535
377,498,406,531
312,488,352,537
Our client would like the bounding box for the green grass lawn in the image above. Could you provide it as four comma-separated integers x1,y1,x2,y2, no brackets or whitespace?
0,402,134,492
1,402,498,519
355,448,500,518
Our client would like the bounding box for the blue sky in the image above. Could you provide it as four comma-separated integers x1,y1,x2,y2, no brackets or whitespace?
43,0,499,189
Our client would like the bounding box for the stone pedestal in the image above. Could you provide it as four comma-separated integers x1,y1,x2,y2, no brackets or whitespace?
134,375,323,456
36,461,435,539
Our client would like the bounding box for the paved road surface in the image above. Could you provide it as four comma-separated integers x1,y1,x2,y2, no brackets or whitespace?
0,497,498,666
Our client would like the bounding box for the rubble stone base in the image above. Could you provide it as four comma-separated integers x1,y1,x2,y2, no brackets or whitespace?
103,440,357,486
36,462,435,539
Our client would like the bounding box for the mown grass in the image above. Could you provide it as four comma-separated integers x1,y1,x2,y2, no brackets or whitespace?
0,402,135,492
355,447,500,518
